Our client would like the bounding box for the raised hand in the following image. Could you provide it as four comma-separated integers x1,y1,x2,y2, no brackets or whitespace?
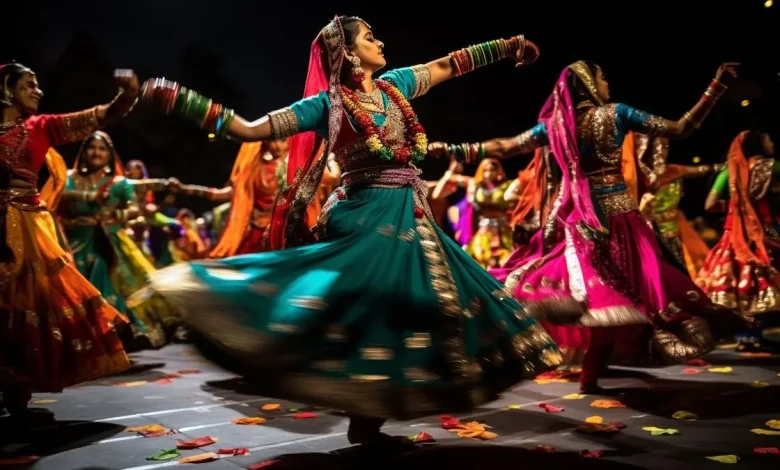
515,39,540,66
113,69,140,97
427,142,449,159
714,62,739,85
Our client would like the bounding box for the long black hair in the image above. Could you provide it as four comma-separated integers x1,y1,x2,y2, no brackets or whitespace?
0,63,34,108
742,129,768,158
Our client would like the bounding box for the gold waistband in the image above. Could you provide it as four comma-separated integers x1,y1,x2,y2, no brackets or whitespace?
0,188,45,212
593,188,637,217
589,173,625,188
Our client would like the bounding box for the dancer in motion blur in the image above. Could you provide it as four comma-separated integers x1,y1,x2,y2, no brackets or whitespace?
0,63,136,421
137,15,579,446
697,130,780,351
431,60,743,393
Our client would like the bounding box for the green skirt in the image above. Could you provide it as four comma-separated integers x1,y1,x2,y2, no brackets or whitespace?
146,185,561,420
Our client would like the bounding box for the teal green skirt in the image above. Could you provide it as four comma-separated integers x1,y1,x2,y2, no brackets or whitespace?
147,185,561,419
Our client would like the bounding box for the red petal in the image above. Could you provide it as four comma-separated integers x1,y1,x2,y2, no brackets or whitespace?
154,378,173,385
538,403,564,413
681,368,702,375
292,412,317,419
754,447,780,454
535,445,556,453
580,450,604,459
176,436,217,449
413,432,435,443
413,208,424,219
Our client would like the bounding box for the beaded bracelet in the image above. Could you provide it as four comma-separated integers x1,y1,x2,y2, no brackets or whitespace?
141,78,236,137
448,143,486,164
449,35,525,77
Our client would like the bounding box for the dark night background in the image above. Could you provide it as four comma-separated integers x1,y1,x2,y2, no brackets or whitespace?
3,0,779,219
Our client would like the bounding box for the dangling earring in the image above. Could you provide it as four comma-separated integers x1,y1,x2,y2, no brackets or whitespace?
0,88,13,107
349,56,365,83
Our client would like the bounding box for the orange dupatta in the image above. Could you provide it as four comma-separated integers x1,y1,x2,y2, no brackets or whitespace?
208,141,263,258
40,148,68,211
728,131,770,264
509,148,546,228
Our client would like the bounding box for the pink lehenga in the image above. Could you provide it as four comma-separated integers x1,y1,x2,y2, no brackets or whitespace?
490,63,740,391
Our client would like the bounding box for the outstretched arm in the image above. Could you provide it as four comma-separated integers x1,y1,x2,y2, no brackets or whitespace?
428,123,548,163
42,70,140,147
141,79,329,142
704,168,729,213
621,63,738,139
424,36,540,88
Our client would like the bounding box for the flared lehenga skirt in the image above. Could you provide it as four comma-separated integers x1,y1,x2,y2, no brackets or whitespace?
0,199,130,393
140,184,561,420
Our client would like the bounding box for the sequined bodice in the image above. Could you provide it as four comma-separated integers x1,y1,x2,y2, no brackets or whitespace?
577,104,625,174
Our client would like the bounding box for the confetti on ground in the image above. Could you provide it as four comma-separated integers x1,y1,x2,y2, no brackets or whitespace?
0,456,39,465
752,428,780,435
407,432,435,443
178,452,219,464
538,403,564,413
580,450,603,459
766,420,780,430
672,411,698,421
232,417,267,425
642,427,679,436
261,403,282,411
754,447,780,455
146,449,180,461
585,416,603,424
706,455,739,464
126,424,165,435
447,421,497,440
507,404,522,410
591,399,625,409
31,399,57,404
176,436,218,449
563,393,585,400
218,448,249,456
114,381,147,387
708,367,734,374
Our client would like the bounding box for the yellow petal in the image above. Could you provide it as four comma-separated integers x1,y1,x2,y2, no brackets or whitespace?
480,431,498,440
563,393,585,400
751,428,780,435
706,455,739,464
749,381,769,388
126,424,165,434
585,416,603,424
672,411,698,421
261,403,281,411
707,367,733,374
766,420,780,430
642,427,665,433
32,399,57,404
507,404,522,410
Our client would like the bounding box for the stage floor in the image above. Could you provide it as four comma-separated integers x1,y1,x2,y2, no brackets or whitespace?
2,344,778,470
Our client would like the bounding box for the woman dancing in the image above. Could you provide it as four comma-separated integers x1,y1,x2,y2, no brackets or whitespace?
431,60,742,393
697,130,780,351
137,15,576,445
0,63,136,420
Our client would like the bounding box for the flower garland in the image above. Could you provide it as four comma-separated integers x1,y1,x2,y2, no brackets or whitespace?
340,79,427,164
